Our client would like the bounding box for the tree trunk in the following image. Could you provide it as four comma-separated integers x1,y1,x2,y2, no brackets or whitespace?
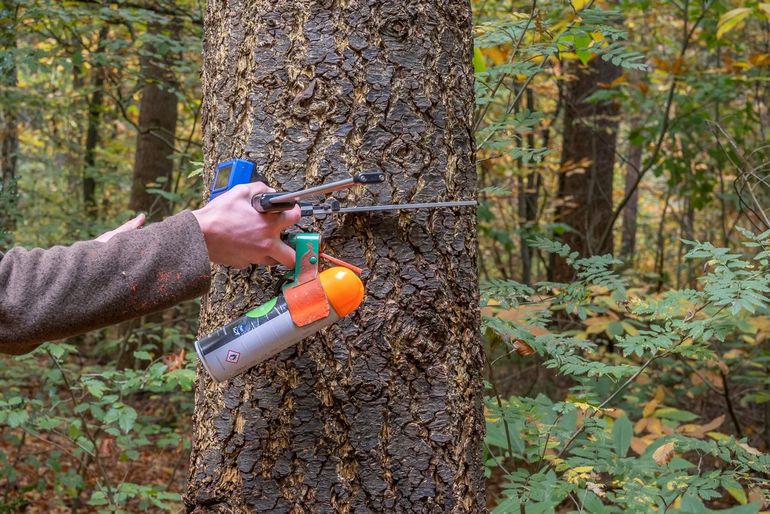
518,87,542,284
118,19,181,370
0,0,18,246
619,133,642,262
186,1,484,512
82,25,109,218
551,58,621,282
129,20,179,220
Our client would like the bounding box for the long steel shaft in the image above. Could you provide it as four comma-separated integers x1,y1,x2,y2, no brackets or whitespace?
337,200,477,213
268,177,356,204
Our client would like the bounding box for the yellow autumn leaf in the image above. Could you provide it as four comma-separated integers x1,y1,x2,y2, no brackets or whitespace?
482,47,507,65
631,436,652,455
585,321,610,335
759,3,770,20
643,399,658,418
654,385,666,403
723,349,746,360
723,478,748,505
588,31,605,42
584,315,614,325
677,415,726,438
748,315,770,333
564,466,594,484
570,401,601,413
693,415,725,438
647,417,665,436
652,442,675,465
749,53,770,67
571,0,592,10
717,7,753,39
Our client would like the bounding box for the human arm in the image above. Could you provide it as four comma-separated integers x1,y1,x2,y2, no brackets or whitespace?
0,211,211,355
0,181,301,355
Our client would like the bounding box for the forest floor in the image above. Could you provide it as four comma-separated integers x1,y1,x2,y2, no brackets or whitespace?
0,411,190,513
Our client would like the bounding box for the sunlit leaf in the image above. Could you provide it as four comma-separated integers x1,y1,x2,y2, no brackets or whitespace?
717,8,753,39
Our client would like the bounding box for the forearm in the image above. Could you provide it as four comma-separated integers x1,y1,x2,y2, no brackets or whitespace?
0,211,211,355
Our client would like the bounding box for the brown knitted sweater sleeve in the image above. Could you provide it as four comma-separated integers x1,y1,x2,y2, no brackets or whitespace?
0,210,212,355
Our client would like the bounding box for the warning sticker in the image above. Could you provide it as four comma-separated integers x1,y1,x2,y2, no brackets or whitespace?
225,350,241,364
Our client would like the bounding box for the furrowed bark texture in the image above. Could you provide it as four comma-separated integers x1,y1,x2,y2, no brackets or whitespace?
186,1,483,513
551,58,621,282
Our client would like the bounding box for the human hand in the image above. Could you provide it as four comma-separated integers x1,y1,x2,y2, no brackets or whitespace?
95,213,146,243
192,182,301,268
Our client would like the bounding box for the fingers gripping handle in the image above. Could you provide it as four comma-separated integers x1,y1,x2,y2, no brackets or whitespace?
251,192,296,213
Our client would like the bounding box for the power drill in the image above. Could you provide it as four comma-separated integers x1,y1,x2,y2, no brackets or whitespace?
194,159,369,382
195,159,476,382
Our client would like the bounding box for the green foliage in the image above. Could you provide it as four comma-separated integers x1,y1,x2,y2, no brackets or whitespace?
7,0,203,247
0,320,198,511
1,0,769,510
482,234,770,512
1,2,203,506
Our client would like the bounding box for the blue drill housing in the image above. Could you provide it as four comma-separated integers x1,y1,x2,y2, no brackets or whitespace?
209,159,259,201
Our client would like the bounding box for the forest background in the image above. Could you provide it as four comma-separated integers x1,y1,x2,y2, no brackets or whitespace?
1,0,770,512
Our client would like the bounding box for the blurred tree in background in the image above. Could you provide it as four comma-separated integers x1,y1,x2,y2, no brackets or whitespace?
1,0,769,511
0,1,204,511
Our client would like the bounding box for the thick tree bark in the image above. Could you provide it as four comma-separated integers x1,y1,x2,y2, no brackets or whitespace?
129,21,179,220
82,25,109,218
186,1,483,512
0,0,18,246
551,58,621,282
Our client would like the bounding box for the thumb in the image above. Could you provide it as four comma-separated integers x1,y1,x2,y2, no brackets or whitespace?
95,213,146,243
124,213,146,230
269,239,297,268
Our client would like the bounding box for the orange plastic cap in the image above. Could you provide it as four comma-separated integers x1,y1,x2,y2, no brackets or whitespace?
318,266,365,317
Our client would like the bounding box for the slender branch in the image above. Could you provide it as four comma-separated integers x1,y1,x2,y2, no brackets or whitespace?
477,1,598,151
473,0,538,131
47,350,115,507
70,0,202,25
542,350,664,474
597,0,715,251
719,369,743,438
487,356,515,460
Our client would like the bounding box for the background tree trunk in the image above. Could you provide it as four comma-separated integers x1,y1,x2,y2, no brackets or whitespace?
0,0,18,246
117,19,180,370
517,87,541,285
186,1,483,512
82,24,109,218
551,58,621,282
129,20,179,220
619,134,642,262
